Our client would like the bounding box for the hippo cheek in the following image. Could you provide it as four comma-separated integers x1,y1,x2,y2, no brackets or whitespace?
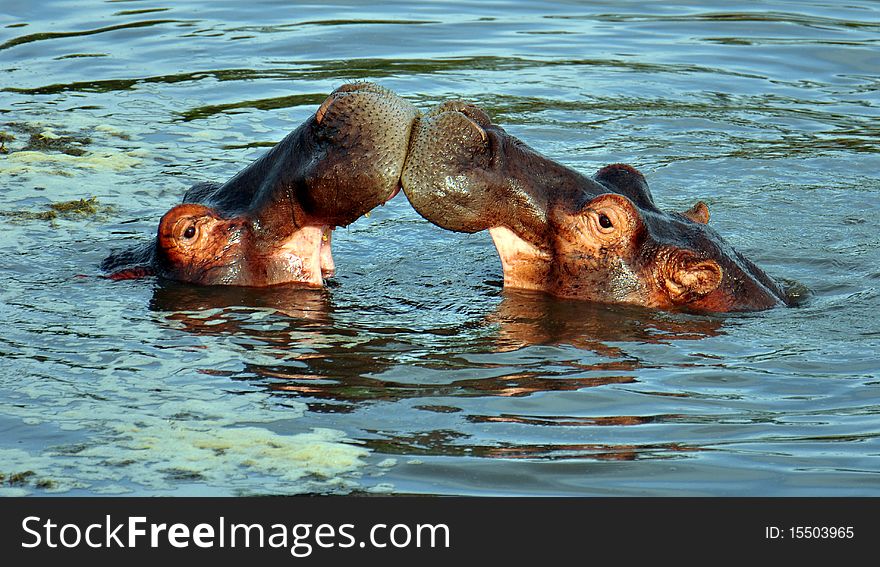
300,83,419,226
319,227,335,279
545,247,647,306
267,225,328,287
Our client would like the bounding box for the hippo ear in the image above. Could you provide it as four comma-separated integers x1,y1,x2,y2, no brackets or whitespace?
593,164,656,210
665,253,723,304
681,201,710,224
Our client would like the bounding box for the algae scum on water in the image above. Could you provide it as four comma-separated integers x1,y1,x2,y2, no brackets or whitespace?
0,130,14,154
0,121,134,223
0,470,56,490
3,122,91,156
0,196,112,223
0,121,144,178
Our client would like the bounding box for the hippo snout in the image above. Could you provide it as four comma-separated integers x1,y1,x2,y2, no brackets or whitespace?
300,82,419,226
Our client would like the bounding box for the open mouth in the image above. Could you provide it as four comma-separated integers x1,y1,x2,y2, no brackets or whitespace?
488,226,552,292
386,183,402,203
272,224,335,287
319,225,334,278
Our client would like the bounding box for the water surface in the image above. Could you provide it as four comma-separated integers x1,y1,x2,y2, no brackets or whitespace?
1,0,879,496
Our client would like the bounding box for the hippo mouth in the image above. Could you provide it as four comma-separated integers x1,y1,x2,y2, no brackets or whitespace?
386,183,402,203
400,100,596,291
268,225,335,287
276,177,398,286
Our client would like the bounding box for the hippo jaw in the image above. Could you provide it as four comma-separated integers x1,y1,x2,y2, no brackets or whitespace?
488,226,552,292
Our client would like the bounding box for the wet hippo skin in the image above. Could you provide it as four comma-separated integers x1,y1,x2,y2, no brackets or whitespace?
400,100,792,312
102,82,418,286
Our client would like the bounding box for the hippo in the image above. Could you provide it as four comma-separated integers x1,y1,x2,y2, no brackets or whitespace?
400,101,793,312
102,82,418,286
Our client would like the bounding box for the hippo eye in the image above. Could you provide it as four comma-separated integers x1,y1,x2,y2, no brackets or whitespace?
183,225,196,239
598,213,613,229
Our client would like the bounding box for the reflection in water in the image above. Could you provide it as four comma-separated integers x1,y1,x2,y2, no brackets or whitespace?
489,290,723,354
151,282,334,346
151,280,332,324
0,19,179,52
150,282,725,462
369,431,703,462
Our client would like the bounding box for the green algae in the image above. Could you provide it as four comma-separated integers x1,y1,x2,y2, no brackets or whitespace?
0,395,372,495
0,122,142,177
0,196,113,225
161,468,207,481
7,470,35,486
0,209,58,222
0,130,13,153
0,470,58,490
49,196,101,215
23,130,92,157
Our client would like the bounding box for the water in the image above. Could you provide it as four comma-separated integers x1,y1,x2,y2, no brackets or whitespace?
1,0,878,496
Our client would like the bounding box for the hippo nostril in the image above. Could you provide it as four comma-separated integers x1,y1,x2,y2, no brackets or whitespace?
315,96,335,124
445,112,488,143
467,118,487,143
434,100,471,114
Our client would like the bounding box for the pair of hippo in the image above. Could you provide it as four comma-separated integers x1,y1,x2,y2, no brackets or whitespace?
103,82,794,313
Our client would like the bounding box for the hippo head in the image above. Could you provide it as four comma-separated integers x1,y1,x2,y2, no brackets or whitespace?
548,169,788,311
103,82,418,286
401,102,790,312
150,203,336,286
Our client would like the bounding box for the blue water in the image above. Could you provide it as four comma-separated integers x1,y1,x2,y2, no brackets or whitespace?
1,0,879,496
